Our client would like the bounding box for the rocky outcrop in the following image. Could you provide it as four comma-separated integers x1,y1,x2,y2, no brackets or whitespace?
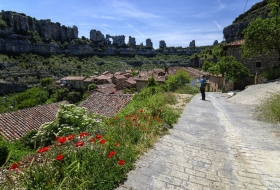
146,38,153,49
90,29,105,43
223,22,249,43
189,40,195,47
0,10,202,56
1,11,78,42
159,40,166,48
213,40,218,46
128,36,136,46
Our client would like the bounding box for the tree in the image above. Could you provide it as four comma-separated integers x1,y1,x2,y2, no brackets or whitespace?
241,0,280,63
208,56,250,91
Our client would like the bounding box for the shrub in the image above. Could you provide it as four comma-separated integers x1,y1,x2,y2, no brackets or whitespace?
0,140,9,166
20,130,38,149
261,66,280,80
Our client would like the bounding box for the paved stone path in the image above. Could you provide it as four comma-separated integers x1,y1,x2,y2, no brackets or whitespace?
117,92,280,190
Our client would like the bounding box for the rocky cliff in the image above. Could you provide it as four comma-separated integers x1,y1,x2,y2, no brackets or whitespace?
0,10,201,56
223,0,269,43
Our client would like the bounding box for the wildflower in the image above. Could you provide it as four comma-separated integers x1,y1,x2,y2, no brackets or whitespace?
108,151,116,158
148,121,151,125
119,160,125,165
9,162,20,170
96,134,102,139
140,109,144,113
37,146,50,153
79,132,89,138
67,134,75,140
76,142,84,147
133,118,137,121
100,139,106,144
59,136,67,144
55,136,60,141
56,154,65,161
89,138,96,143
115,142,119,147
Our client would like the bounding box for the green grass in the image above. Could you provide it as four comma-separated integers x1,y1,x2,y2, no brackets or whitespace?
255,93,280,123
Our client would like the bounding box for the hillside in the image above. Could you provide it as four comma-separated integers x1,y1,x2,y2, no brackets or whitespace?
223,0,270,43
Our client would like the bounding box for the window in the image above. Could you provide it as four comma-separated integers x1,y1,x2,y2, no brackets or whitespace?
256,62,262,68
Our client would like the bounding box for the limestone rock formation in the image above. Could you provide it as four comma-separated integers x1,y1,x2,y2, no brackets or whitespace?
159,40,166,48
146,38,153,48
189,40,195,47
213,40,218,46
1,11,78,42
90,29,105,42
106,35,125,46
128,36,136,46
223,22,249,43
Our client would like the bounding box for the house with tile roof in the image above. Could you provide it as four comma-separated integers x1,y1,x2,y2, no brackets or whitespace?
0,101,68,140
60,76,86,89
79,92,133,117
112,74,127,85
224,39,279,76
224,39,280,87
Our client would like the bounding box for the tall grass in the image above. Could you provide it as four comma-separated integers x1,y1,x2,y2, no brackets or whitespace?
255,93,280,123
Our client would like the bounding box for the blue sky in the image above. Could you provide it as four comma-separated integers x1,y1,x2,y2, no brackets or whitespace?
1,0,261,48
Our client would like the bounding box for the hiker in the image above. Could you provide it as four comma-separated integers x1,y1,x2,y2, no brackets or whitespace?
198,75,207,100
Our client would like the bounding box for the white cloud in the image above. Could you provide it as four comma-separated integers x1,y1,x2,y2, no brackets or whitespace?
213,20,223,30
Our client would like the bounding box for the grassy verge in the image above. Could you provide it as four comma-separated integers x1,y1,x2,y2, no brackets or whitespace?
255,93,280,123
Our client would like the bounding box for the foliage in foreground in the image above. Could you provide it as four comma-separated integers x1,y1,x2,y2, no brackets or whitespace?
1,70,192,189
1,92,181,190
255,93,280,123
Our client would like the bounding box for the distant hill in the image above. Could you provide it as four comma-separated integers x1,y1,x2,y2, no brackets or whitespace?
223,0,271,43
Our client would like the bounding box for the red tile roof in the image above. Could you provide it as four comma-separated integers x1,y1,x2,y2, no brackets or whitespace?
79,92,133,117
95,87,116,94
0,102,68,141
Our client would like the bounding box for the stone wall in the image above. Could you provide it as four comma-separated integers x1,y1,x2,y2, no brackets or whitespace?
226,45,279,74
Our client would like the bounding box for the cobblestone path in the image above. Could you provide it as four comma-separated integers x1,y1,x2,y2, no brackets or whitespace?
117,92,280,190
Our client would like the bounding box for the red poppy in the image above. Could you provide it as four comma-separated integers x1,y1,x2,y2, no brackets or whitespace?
59,136,67,144
140,109,144,113
37,146,50,153
89,138,96,143
100,139,106,144
56,154,64,161
108,151,116,158
119,160,125,165
9,162,20,170
76,141,84,147
55,136,60,141
67,134,75,140
148,121,151,125
133,118,137,121
115,142,119,147
96,134,102,139
79,132,89,138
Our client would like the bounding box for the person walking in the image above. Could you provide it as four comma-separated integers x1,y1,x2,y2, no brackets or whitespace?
198,75,207,100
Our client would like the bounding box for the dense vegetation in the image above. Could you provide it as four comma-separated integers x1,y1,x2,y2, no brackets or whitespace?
0,70,199,189
0,53,193,85
0,78,87,113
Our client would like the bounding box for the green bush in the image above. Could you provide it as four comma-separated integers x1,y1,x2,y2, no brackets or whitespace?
262,66,280,80
0,140,9,166
20,130,38,149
